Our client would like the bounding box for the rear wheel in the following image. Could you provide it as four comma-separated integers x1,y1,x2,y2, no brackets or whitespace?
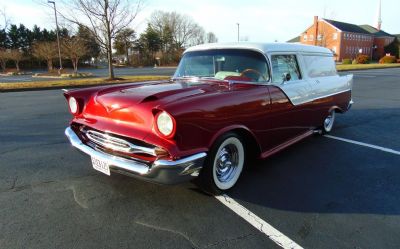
322,109,336,133
196,133,245,195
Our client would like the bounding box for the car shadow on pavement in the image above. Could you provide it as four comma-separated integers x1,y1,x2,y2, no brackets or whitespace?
227,108,400,215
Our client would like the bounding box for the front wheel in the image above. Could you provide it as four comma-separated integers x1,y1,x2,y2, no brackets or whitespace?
196,133,245,195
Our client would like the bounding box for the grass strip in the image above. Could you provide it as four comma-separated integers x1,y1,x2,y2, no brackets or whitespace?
337,63,400,71
0,75,171,91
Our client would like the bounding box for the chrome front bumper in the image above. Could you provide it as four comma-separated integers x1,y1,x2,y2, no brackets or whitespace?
65,127,207,184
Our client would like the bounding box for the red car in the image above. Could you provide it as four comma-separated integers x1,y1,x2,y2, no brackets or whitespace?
65,43,353,194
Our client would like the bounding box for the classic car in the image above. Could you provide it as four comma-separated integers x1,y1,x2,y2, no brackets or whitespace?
64,43,353,194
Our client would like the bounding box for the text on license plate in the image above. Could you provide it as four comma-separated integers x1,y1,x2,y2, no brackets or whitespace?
91,157,111,176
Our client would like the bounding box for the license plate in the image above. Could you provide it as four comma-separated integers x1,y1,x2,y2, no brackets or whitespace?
91,157,110,176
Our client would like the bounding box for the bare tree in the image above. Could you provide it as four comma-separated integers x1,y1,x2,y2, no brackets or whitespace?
189,25,205,46
149,11,207,49
0,48,9,72
0,7,10,30
59,0,143,79
206,32,218,43
32,42,59,71
8,49,24,72
62,36,87,74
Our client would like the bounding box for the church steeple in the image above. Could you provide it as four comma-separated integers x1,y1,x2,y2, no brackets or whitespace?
377,0,382,30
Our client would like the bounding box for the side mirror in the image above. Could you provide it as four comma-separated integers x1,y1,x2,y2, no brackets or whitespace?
282,72,291,84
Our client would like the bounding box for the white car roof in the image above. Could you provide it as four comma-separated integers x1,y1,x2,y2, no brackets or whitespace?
184,42,333,56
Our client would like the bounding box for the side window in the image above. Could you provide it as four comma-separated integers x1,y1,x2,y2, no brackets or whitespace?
271,55,302,84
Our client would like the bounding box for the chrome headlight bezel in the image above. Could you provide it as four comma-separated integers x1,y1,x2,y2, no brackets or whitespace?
68,97,79,114
155,111,176,138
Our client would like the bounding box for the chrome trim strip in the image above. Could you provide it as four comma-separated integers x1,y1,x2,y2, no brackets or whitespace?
293,89,352,106
276,74,353,106
65,127,207,182
85,129,157,156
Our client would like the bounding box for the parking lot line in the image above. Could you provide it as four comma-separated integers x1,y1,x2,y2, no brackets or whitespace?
215,194,304,249
324,135,400,156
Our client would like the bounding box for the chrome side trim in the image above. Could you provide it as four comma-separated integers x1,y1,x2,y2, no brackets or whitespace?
297,89,352,105
85,129,157,156
65,127,207,184
276,74,353,106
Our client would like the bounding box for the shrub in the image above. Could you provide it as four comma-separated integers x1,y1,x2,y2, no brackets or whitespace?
397,59,400,63
379,56,397,64
352,59,358,65
384,38,399,59
355,54,370,64
342,58,352,64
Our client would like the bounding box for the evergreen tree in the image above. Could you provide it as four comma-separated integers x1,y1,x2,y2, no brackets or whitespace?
0,29,9,48
113,28,136,64
76,25,101,61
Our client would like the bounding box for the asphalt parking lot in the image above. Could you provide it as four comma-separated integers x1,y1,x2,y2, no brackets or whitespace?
1,68,400,249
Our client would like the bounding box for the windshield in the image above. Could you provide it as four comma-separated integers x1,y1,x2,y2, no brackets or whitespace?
173,49,270,83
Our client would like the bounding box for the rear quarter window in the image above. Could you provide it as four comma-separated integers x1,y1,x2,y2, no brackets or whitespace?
303,55,337,78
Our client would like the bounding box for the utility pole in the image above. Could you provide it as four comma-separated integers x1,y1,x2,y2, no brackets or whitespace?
236,23,240,42
48,1,63,73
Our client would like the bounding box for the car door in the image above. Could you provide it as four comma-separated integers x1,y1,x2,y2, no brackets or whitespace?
264,53,314,149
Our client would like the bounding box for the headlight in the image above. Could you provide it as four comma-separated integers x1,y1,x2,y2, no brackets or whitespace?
68,97,78,114
156,111,175,137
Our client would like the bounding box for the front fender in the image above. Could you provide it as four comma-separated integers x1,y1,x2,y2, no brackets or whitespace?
208,124,261,150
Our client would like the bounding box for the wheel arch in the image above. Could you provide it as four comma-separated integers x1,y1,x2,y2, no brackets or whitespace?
329,105,344,114
208,125,262,159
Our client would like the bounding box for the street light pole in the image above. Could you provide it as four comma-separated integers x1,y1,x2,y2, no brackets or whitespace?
48,1,62,73
236,23,240,42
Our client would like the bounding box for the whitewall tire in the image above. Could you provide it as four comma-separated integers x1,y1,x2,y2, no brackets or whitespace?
323,109,336,133
196,133,245,195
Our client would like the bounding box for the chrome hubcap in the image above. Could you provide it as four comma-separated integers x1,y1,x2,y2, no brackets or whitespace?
216,145,239,183
324,111,335,131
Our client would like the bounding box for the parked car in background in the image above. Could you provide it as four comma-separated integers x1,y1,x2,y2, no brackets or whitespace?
65,43,353,194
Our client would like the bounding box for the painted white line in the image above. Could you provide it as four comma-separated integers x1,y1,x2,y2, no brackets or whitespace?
324,135,400,156
215,194,303,249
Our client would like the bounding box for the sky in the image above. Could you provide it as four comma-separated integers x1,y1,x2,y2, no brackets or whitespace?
1,0,399,42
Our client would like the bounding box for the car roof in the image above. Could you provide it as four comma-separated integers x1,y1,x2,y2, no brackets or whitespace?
184,42,333,56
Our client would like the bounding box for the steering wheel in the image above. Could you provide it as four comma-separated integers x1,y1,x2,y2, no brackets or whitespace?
240,68,267,82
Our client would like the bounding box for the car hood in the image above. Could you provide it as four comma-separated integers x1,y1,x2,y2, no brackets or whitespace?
73,80,230,141
95,80,227,110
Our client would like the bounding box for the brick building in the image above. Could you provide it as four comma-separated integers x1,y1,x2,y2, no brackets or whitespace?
290,16,396,61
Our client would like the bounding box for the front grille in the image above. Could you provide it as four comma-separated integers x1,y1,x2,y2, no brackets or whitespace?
83,129,156,157
86,130,133,153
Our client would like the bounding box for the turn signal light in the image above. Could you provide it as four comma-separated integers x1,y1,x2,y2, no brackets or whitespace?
154,147,169,157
